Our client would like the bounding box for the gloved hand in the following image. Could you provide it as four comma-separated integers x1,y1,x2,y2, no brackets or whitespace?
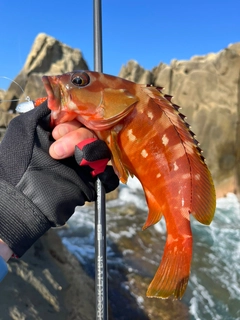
0,101,119,257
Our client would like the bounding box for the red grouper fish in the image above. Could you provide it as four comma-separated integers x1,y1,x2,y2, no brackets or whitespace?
42,70,216,299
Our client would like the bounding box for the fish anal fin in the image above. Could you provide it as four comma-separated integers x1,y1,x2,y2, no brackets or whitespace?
147,235,192,299
142,188,162,230
102,88,138,120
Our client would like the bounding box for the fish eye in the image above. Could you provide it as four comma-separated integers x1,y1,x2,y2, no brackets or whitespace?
71,72,90,87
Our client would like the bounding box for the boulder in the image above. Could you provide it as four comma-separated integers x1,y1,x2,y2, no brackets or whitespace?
119,60,153,84
0,230,96,320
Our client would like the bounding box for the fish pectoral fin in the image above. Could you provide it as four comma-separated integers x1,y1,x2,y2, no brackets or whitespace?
147,235,192,299
109,130,129,183
142,188,162,230
101,88,138,120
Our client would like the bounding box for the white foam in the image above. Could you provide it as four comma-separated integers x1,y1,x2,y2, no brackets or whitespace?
124,176,143,190
119,185,147,211
108,227,136,240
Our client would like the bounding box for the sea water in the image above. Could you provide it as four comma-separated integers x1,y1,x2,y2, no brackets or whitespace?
58,178,240,319
187,192,240,320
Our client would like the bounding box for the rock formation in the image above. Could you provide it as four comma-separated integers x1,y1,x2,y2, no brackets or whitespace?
0,88,14,137
1,33,240,195
119,44,240,197
0,89,4,102
0,33,88,126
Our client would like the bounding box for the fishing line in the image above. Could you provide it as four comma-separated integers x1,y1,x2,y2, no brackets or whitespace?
0,76,30,101
0,76,34,113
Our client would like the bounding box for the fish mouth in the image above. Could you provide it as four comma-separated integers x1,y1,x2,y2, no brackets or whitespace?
42,76,62,118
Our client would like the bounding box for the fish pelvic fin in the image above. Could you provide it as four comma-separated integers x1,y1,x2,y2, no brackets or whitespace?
142,188,162,230
147,235,192,299
110,130,129,183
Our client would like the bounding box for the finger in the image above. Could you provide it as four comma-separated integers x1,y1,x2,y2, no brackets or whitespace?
52,120,83,140
49,127,97,159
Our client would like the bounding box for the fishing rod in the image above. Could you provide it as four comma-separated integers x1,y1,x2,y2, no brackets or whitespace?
93,1,108,319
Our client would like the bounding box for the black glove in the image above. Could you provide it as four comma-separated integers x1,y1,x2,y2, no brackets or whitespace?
0,101,119,257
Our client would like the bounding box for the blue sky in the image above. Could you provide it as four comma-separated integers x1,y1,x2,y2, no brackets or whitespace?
0,0,240,90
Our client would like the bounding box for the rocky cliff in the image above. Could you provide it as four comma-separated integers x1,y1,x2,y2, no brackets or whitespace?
119,44,240,197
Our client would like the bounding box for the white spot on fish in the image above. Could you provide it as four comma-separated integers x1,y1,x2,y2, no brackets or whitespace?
156,173,161,178
167,235,177,243
182,198,185,206
171,143,185,158
114,124,123,133
162,134,169,146
180,208,190,220
195,174,201,180
188,147,195,155
68,100,78,110
182,173,190,179
127,129,137,142
141,149,148,158
147,111,154,120
173,162,179,171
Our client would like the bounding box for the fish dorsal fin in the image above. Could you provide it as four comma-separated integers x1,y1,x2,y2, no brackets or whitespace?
143,85,216,225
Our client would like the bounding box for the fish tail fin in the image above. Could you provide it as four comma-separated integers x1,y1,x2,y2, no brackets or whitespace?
147,235,192,299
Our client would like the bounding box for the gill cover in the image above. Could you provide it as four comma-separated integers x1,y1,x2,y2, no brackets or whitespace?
88,88,138,130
